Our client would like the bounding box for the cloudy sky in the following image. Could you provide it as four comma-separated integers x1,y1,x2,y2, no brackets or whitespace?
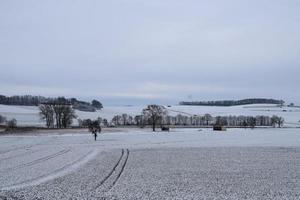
0,0,299,105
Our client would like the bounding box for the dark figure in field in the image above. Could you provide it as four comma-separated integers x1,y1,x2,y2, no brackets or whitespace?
93,131,98,141
161,126,170,132
88,120,102,141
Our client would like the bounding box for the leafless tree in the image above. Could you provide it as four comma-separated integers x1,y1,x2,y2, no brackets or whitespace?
39,104,54,128
271,115,278,127
277,117,284,128
142,105,168,132
61,105,77,128
271,115,284,128
249,117,256,128
0,114,6,124
88,120,102,141
122,114,128,125
53,105,64,128
204,114,213,125
39,103,76,128
6,118,17,130
112,115,122,126
88,120,102,133
215,116,227,126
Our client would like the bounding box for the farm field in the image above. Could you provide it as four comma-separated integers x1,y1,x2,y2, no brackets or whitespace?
0,128,300,199
2,0,300,199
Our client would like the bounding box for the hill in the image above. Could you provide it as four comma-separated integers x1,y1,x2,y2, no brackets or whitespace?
179,98,284,106
0,95,103,112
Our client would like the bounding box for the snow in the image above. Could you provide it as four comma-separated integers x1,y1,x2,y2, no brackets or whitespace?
0,128,300,199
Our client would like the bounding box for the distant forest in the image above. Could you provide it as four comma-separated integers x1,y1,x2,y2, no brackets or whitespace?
0,95,103,112
179,98,285,106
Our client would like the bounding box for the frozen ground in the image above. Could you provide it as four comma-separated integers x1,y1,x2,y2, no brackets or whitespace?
1,104,300,127
0,128,300,199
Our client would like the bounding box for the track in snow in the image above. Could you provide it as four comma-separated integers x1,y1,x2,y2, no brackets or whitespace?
1,149,71,171
0,149,40,162
1,149,98,191
94,149,130,194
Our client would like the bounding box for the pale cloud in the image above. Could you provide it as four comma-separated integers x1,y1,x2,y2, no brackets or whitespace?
0,0,300,105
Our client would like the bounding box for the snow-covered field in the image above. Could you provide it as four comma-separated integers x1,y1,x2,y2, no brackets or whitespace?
1,104,300,199
0,104,300,127
0,128,300,199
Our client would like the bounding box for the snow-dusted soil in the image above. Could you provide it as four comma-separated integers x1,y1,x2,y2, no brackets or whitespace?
1,104,300,127
0,128,300,199
104,147,300,200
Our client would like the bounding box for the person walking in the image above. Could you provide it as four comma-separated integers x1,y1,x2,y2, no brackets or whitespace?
93,130,98,141
89,120,101,141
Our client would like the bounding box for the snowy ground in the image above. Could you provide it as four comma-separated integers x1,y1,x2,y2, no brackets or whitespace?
0,128,300,199
1,104,300,127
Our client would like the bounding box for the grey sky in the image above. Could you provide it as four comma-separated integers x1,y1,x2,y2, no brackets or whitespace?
1,0,300,105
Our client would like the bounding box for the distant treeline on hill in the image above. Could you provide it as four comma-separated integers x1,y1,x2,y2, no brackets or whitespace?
179,98,284,106
0,95,103,112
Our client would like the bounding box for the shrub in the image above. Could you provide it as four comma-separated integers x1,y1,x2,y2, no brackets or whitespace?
6,118,17,129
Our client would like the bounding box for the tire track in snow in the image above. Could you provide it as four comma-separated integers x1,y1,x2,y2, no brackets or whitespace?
0,149,40,162
94,149,125,190
0,137,56,156
0,149,98,191
0,145,34,155
109,149,130,190
1,149,71,171
94,149,130,194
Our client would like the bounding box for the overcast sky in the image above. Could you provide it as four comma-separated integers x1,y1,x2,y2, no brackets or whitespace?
0,0,299,105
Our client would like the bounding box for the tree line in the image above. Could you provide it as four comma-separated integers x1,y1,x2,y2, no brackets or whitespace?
179,98,284,106
2,104,285,130
0,114,18,130
104,105,284,130
39,103,76,128
109,113,284,128
0,95,103,112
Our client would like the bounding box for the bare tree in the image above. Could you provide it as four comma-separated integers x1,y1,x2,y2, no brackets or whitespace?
204,114,213,126
53,105,64,128
78,119,83,127
39,103,76,128
61,105,77,128
6,118,17,130
88,120,102,133
122,114,128,125
112,115,121,126
142,105,168,132
249,117,256,128
102,119,108,127
81,119,92,128
39,104,54,128
88,120,102,141
215,116,227,126
134,115,144,127
271,115,284,128
277,117,284,128
271,115,278,127
0,115,6,124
